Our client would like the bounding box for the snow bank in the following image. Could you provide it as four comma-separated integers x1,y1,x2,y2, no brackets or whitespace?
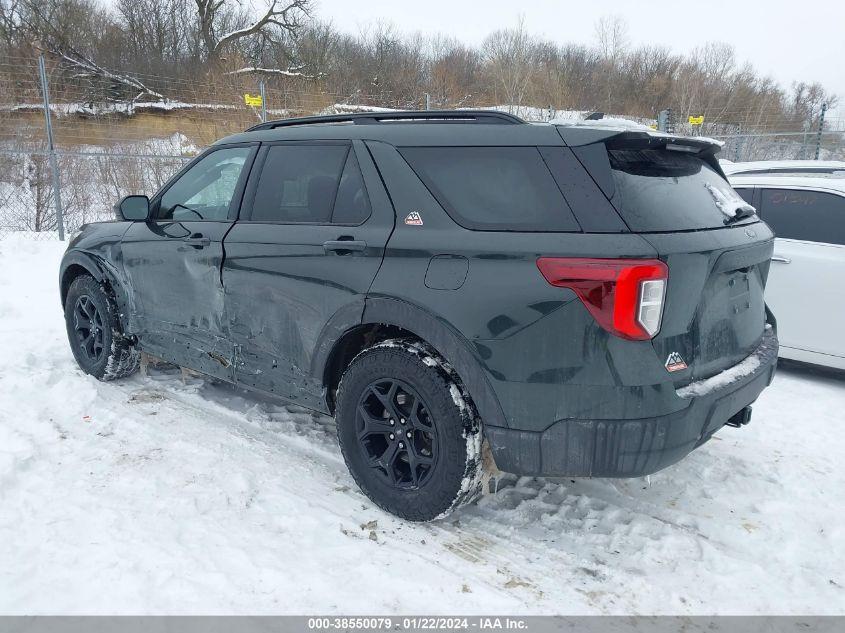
321,104,400,115
1,101,242,118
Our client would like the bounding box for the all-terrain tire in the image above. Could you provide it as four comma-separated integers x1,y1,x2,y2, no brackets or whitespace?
336,339,483,521
64,274,140,381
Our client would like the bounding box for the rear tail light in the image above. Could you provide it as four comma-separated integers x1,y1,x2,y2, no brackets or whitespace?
536,257,668,340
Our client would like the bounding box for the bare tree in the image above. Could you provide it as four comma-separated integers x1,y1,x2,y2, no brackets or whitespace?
594,14,629,61
427,35,481,108
194,0,312,68
16,0,166,102
0,0,20,48
17,0,111,57
482,17,535,111
790,81,837,126
115,0,201,78
2,0,840,156
593,15,630,111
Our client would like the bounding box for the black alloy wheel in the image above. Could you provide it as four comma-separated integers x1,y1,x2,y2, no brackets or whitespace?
335,340,484,521
63,274,140,381
356,378,438,489
71,295,106,363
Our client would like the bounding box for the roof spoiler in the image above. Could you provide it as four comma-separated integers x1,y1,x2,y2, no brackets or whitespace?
556,126,722,157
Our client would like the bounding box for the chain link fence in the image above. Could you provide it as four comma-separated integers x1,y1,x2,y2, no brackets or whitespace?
0,147,191,239
1,53,844,240
0,52,404,240
710,131,845,163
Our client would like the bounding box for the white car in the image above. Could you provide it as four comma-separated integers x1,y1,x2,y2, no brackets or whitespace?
723,159,845,178
728,161,845,370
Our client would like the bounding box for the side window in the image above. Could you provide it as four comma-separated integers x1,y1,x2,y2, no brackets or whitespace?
251,144,350,223
760,188,845,245
399,146,580,231
332,150,372,224
159,147,251,221
733,187,754,205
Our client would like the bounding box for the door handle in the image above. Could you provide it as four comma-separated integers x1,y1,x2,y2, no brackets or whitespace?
183,234,211,248
771,255,791,264
323,239,367,254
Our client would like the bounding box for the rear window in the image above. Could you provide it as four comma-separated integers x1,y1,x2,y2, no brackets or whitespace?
607,148,757,232
399,147,581,231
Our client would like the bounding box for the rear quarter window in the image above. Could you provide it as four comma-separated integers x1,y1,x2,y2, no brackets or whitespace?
607,148,756,232
399,146,581,231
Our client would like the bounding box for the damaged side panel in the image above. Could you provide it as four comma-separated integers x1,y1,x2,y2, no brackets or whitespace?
113,143,258,382
222,140,396,409
120,218,237,382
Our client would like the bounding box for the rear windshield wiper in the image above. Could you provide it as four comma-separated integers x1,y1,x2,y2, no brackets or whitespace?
704,182,757,225
723,205,757,225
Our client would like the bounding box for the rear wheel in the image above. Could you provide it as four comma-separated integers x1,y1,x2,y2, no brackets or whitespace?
336,340,483,521
64,274,139,381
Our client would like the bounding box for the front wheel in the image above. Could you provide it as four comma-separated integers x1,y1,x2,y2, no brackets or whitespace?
64,274,139,381
336,340,483,521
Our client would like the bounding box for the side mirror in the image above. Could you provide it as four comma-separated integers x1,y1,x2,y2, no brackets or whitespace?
116,195,150,221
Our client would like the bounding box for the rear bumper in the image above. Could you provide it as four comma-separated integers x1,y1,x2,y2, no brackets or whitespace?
485,327,778,477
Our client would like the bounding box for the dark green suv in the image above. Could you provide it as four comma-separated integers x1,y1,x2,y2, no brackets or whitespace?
59,111,778,520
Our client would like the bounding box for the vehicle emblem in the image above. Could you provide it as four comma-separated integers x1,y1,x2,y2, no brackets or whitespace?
665,352,688,372
404,211,423,226
744,228,756,238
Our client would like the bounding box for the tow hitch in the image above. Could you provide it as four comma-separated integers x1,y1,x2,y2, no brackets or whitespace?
726,406,752,428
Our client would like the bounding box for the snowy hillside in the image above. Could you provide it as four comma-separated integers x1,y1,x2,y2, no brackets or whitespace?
1,235,844,615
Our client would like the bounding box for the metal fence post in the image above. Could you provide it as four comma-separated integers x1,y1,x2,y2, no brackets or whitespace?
733,136,743,163
37,53,65,240
657,108,674,133
814,102,828,160
259,80,267,123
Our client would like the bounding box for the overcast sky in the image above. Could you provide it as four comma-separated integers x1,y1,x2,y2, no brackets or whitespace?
315,0,844,118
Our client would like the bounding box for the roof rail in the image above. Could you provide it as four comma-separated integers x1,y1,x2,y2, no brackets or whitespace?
246,109,524,132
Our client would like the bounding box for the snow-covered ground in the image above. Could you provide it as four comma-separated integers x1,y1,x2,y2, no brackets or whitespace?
1,235,844,615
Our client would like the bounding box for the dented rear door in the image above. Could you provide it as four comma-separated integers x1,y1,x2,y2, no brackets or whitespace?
223,140,394,409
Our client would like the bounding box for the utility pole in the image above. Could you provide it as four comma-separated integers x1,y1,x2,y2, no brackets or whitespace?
814,102,828,160
37,53,65,240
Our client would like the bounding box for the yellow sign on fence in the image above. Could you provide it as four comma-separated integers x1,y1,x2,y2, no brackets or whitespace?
688,115,704,126
244,93,263,107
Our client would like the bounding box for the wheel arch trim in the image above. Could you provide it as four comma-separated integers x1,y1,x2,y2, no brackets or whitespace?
59,250,130,317
59,251,108,304
314,296,509,429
